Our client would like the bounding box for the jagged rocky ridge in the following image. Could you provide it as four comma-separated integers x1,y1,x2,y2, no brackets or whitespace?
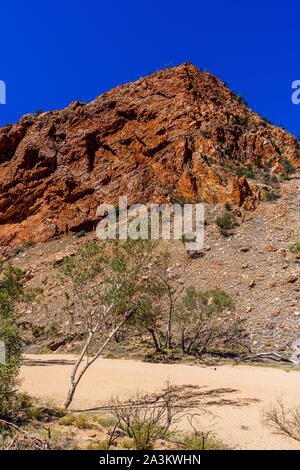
0,62,298,249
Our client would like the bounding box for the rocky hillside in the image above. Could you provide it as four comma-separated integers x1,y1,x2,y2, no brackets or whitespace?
0,63,299,252
12,172,299,357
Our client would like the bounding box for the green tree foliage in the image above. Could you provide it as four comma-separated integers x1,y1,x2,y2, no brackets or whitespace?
175,287,235,354
0,264,24,418
58,239,156,408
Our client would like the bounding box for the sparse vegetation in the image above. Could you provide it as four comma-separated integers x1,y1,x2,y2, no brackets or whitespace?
265,189,280,201
75,230,86,238
175,287,241,355
93,415,118,428
224,163,256,179
254,155,263,168
281,159,295,175
264,401,300,442
108,384,182,450
177,430,222,450
289,243,300,254
181,233,196,243
215,212,237,235
262,116,274,126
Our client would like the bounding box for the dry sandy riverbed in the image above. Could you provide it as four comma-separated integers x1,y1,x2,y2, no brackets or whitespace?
20,354,300,450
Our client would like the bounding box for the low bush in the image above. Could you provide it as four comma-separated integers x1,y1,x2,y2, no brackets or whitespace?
282,159,295,175
175,287,237,355
181,233,196,243
289,243,300,254
75,230,86,239
178,431,222,450
215,212,236,235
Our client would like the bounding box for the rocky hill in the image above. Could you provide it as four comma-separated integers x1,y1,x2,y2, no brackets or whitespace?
12,172,300,357
0,63,299,252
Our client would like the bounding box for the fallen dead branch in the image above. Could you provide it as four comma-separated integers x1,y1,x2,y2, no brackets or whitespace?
0,418,52,450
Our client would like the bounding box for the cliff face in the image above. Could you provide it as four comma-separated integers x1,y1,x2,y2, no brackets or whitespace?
0,63,298,249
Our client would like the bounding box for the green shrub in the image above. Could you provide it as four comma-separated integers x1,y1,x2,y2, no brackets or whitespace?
25,240,35,248
93,415,118,428
88,439,109,450
76,230,86,238
282,159,295,175
121,437,134,449
58,415,76,426
0,318,22,418
254,155,263,168
245,170,255,179
262,116,273,125
74,414,94,429
179,432,222,450
181,233,196,243
289,243,300,254
266,190,280,201
175,287,236,354
215,212,236,234
204,288,235,312
25,406,43,421
123,420,167,450
59,413,94,429
47,322,60,338
263,161,272,171
32,326,45,338
0,264,24,418
23,287,43,303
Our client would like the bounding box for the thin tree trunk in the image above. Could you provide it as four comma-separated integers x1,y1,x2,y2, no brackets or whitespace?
165,298,174,349
65,316,127,409
149,328,162,352
181,329,186,353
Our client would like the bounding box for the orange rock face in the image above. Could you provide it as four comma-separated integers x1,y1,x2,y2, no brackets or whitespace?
0,63,298,249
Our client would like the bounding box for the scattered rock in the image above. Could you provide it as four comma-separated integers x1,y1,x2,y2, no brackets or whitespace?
272,309,280,317
265,244,277,252
287,275,298,283
53,251,76,266
48,339,66,351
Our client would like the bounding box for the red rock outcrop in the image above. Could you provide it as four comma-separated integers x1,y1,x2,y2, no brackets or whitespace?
0,63,298,249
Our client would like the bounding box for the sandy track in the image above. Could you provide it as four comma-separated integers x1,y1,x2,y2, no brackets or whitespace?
20,354,300,450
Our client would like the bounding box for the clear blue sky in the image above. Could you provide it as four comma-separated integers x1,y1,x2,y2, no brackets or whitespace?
0,1,299,136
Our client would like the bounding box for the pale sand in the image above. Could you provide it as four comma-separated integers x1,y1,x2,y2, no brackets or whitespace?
20,354,300,450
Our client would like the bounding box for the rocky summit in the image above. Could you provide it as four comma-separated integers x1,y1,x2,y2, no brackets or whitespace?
0,63,299,251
